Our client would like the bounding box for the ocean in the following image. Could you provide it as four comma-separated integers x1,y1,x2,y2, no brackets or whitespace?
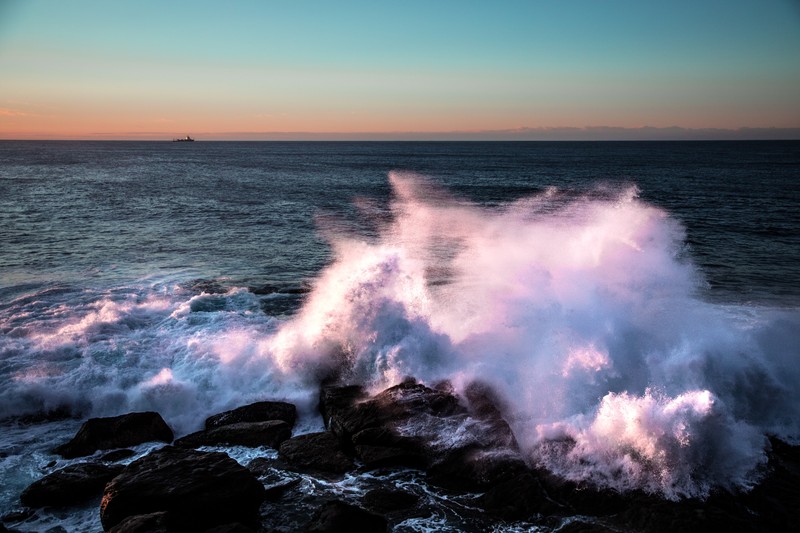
1,140,799,531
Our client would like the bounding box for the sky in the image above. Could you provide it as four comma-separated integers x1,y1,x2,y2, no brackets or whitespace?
0,0,798,140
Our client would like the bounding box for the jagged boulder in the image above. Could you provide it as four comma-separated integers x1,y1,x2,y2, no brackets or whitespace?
463,381,518,449
278,431,354,474
304,500,386,533
108,512,172,533
205,401,297,430
351,426,427,469
362,488,419,514
320,377,524,488
53,412,173,459
100,446,265,531
427,446,528,491
20,462,124,508
319,379,465,446
174,420,291,449
479,471,555,520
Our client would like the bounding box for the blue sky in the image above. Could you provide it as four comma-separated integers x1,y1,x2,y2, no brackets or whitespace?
1,0,798,139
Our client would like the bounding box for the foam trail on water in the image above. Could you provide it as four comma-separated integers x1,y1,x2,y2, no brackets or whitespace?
266,171,800,498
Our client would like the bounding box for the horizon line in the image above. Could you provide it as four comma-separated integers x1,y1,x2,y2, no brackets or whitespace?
1,125,799,142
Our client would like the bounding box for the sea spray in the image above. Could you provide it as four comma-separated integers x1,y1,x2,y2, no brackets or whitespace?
2,172,798,501
266,171,800,498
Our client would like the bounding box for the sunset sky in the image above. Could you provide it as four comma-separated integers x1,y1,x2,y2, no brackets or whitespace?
1,0,798,140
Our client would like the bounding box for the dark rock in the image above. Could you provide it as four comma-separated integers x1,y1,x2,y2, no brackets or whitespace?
100,446,265,531
320,379,465,443
603,438,800,533
304,500,386,533
244,456,282,477
53,412,173,459
100,449,136,462
205,401,297,430
278,431,354,474
740,436,800,531
263,478,303,501
362,488,419,514
2,508,35,522
463,381,518,449
351,426,427,469
319,384,367,437
282,286,311,295
371,379,465,423
557,521,617,533
187,279,228,294
611,497,749,533
20,462,124,508
354,444,427,470
427,446,528,491
174,420,291,449
249,284,280,295
203,524,256,533
108,512,173,533
320,377,529,493
479,471,554,520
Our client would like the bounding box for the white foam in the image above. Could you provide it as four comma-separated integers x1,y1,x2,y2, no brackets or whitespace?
258,172,799,497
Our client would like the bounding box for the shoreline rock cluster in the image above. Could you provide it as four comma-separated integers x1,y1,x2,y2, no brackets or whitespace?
4,378,800,532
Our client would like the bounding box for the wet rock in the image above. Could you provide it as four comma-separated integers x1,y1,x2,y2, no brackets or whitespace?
278,431,354,474
187,279,228,294
479,471,553,520
304,500,386,533
203,524,256,533
354,444,428,470
108,512,172,533
1,508,35,522
318,384,367,439
320,379,465,443
174,420,291,449
263,478,303,501
100,449,136,462
603,438,800,532
351,426,427,469
100,446,265,531
557,521,617,533
205,401,297,430
53,412,173,459
741,436,800,530
463,381,518,449
320,377,527,491
20,462,124,508
427,446,528,491
362,488,419,514
248,284,280,295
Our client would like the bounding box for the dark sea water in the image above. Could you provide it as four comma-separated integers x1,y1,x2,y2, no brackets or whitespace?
1,141,799,531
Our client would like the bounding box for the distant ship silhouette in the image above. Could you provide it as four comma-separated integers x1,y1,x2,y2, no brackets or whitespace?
172,135,195,142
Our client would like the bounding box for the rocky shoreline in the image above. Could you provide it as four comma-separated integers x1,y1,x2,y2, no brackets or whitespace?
3,378,799,532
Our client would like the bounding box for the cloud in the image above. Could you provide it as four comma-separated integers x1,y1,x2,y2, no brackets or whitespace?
0,107,30,117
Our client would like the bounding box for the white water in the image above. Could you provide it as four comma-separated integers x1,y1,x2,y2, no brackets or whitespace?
2,172,799,506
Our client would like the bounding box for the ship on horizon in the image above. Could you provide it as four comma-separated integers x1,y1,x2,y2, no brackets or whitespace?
173,135,195,142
